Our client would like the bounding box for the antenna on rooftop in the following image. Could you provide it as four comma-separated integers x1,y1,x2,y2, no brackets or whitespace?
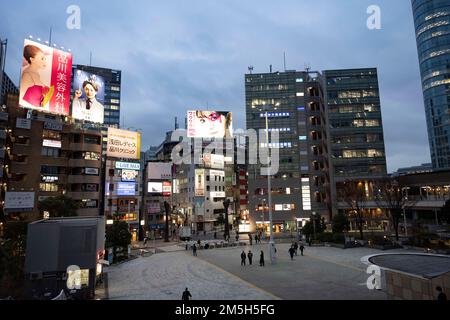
248,66,254,74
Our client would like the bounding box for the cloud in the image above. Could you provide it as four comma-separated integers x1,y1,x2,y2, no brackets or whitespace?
0,0,431,171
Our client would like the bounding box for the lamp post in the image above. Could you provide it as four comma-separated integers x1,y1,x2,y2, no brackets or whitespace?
259,107,276,263
312,212,317,241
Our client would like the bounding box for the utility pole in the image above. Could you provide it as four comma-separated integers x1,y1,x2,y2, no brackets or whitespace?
164,201,170,242
223,199,231,240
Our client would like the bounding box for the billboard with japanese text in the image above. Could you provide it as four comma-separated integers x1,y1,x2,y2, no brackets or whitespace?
19,39,72,115
107,128,141,160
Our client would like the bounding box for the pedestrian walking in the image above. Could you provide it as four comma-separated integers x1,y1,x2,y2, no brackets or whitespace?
143,237,148,246
214,232,217,239
259,250,265,267
241,250,247,266
294,242,298,256
236,233,239,242
249,234,253,246
289,246,295,260
193,244,197,256
254,234,258,244
300,243,305,256
248,250,253,265
436,286,447,301
182,288,192,301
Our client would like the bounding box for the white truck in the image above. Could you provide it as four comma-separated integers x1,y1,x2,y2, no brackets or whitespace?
179,226,192,241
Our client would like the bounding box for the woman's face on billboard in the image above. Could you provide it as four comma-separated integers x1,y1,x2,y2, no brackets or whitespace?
196,111,226,137
30,51,47,69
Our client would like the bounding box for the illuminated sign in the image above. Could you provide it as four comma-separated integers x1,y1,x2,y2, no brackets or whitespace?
163,181,172,197
210,192,226,198
107,128,141,160
187,110,233,138
121,170,138,182
4,192,35,211
117,182,136,196
195,169,205,197
41,175,59,183
116,162,141,170
72,68,105,124
148,182,163,193
43,139,62,148
19,39,72,115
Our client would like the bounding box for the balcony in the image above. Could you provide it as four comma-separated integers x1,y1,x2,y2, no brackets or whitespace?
67,191,101,200
12,144,30,155
68,159,101,168
70,143,102,153
68,175,101,184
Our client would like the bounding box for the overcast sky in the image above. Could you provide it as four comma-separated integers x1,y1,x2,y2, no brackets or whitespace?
0,0,430,173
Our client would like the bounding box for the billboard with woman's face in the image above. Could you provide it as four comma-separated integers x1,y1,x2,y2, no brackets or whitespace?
187,111,233,138
71,69,105,124
19,39,73,115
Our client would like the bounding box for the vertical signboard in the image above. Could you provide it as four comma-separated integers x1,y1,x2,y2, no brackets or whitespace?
195,169,205,197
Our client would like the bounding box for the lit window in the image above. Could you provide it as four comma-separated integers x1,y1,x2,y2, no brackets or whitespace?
296,78,304,83
299,136,307,141
296,92,305,97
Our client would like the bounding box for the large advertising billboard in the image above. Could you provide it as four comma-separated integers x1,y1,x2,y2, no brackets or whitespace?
71,69,105,124
19,39,72,115
148,182,163,193
147,163,172,180
187,111,233,138
195,169,205,197
107,128,141,160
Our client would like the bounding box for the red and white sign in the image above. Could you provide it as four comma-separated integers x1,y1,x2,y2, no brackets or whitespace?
19,39,72,115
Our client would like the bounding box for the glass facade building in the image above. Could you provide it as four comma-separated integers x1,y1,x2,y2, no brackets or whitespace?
412,0,450,169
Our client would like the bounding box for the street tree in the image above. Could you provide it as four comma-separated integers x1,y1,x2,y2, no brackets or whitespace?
374,178,416,241
38,195,79,218
332,212,350,234
338,180,368,240
105,221,132,263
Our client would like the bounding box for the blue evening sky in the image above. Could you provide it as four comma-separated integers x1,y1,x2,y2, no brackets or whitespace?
0,0,429,172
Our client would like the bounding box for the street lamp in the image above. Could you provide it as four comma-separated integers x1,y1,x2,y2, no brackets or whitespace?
312,212,317,242
258,106,276,263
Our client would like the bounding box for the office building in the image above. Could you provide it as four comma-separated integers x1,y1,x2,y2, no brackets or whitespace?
412,0,450,169
324,68,388,232
245,70,331,235
1,72,19,105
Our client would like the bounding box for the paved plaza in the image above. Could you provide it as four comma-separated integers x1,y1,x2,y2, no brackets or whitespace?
105,243,409,300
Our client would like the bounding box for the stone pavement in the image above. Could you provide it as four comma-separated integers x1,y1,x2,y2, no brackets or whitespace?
105,251,277,300
104,243,410,300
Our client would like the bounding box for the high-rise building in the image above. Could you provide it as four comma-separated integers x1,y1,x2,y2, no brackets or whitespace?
324,68,388,231
1,72,19,105
245,70,331,235
71,65,121,128
412,0,450,169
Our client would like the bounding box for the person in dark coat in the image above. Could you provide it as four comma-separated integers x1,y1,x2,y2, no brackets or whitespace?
193,244,197,256
436,286,447,301
248,251,253,265
182,288,192,301
249,234,253,246
259,251,265,267
300,243,305,256
289,246,295,260
294,242,298,256
241,251,247,266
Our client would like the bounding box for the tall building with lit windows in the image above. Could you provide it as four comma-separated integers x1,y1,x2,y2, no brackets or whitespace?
71,65,121,155
245,70,331,235
412,0,450,169
323,68,388,230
